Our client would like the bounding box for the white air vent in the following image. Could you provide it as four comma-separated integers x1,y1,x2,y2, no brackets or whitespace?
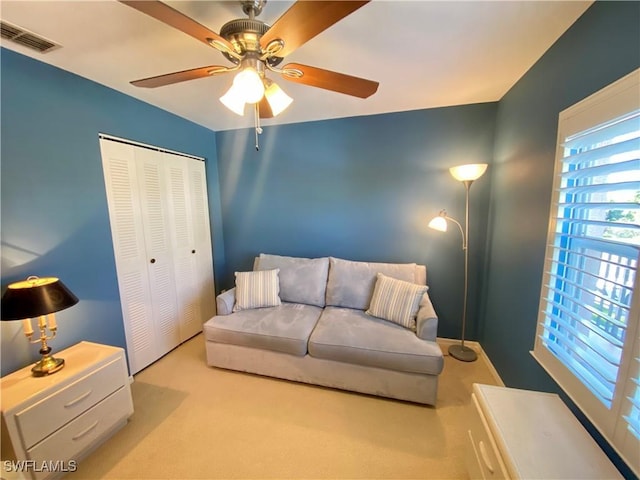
1,20,60,53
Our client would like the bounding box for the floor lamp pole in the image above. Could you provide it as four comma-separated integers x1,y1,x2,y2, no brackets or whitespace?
448,180,478,362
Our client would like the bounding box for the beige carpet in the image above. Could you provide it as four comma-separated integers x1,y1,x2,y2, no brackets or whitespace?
75,334,500,479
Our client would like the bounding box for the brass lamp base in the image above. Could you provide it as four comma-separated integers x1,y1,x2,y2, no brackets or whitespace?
32,348,65,376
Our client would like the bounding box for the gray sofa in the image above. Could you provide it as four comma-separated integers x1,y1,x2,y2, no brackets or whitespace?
203,254,444,405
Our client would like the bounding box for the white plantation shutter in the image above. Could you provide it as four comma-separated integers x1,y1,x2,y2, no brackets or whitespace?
533,68,639,477
619,325,640,461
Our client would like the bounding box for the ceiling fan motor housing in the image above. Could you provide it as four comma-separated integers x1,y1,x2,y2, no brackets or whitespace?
220,18,282,67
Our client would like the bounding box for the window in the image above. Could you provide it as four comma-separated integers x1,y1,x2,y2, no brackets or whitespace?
533,68,639,476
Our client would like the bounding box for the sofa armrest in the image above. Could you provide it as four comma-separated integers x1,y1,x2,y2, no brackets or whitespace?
416,292,438,342
216,288,236,315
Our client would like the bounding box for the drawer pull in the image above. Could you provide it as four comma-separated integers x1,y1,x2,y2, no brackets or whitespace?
64,390,93,408
478,440,494,473
72,420,99,441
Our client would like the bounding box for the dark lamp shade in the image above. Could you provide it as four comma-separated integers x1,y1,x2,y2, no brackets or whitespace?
1,277,79,320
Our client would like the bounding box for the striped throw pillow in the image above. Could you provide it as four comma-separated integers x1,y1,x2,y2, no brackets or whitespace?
233,269,281,312
366,273,428,330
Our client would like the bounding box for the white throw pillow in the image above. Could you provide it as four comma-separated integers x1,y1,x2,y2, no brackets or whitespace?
366,273,429,330
233,269,281,312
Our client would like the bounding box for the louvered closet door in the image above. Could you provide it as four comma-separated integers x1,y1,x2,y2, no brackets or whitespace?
99,139,156,374
134,148,181,357
188,160,216,321
101,137,215,373
163,152,202,341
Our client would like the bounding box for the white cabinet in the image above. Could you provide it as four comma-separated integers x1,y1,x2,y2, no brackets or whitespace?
466,383,622,479
1,342,134,480
100,137,216,374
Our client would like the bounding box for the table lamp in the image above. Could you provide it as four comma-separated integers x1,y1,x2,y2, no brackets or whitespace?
1,276,79,376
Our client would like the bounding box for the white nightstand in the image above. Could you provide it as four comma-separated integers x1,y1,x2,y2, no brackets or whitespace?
466,383,622,479
1,341,134,480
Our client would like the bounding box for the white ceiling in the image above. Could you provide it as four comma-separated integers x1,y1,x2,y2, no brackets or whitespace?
1,0,592,132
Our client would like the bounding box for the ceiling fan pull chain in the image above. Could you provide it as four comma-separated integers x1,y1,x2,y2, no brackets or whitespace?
254,103,263,151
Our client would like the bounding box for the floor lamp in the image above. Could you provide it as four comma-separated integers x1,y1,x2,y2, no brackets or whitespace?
428,163,488,362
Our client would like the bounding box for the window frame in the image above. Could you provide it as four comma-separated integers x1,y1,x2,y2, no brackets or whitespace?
532,68,640,476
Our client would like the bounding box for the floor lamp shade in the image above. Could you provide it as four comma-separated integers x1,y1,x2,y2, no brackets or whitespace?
449,164,488,182
427,213,448,232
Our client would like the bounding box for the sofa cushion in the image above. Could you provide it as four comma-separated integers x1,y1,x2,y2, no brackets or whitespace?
256,254,329,307
366,273,429,330
233,269,281,312
308,307,444,375
204,304,323,356
325,257,419,310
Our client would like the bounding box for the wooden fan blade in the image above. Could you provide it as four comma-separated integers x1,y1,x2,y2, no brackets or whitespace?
259,97,274,119
260,1,368,58
119,1,235,53
131,66,228,88
281,63,378,98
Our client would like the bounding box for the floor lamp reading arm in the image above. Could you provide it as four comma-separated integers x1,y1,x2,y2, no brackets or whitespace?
443,214,466,251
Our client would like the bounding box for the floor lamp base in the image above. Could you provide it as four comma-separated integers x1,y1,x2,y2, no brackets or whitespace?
448,344,477,362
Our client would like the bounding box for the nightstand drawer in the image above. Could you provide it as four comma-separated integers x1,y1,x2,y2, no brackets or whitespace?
27,386,132,479
16,356,126,449
467,393,507,480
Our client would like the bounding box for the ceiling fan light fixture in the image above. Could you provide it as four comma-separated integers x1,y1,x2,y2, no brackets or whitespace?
264,79,293,116
220,83,246,116
233,67,264,104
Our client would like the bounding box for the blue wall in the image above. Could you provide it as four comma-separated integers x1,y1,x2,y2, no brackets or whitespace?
216,104,497,340
0,48,225,376
480,2,639,476
1,0,638,474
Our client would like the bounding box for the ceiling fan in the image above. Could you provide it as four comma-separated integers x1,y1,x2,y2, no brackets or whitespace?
120,0,379,122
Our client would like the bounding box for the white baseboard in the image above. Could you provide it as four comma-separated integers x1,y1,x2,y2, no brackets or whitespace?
437,337,505,387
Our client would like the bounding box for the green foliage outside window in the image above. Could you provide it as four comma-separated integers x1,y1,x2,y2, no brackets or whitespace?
603,191,639,241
